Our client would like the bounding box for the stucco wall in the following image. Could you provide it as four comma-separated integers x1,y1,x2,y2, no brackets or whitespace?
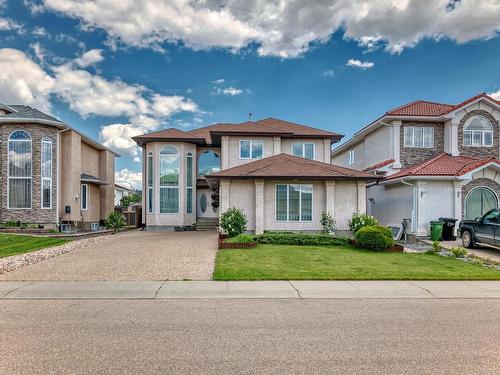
367,183,413,227
364,126,391,167
421,180,455,225
281,138,328,162
226,136,274,168
81,142,100,177
81,183,101,223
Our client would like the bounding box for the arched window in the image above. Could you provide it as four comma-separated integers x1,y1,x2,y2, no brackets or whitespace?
147,152,153,213
465,187,498,220
186,152,193,214
8,130,32,208
41,137,52,209
464,116,493,147
159,145,179,213
198,150,220,176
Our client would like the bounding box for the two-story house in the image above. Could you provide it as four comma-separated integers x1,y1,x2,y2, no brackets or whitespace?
331,93,500,236
133,118,377,233
0,103,119,230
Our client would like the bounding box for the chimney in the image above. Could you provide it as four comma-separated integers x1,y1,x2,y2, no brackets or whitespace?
248,112,253,122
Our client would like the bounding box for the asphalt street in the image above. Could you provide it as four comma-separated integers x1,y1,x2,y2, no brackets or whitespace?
1,298,499,374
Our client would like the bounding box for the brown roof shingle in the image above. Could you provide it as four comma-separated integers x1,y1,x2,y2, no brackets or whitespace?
207,153,378,180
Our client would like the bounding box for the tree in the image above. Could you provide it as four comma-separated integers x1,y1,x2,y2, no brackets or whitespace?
120,193,141,208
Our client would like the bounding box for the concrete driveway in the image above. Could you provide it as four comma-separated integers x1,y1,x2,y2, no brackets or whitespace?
0,231,218,281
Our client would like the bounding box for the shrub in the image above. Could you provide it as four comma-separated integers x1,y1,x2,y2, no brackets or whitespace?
320,212,336,234
105,212,126,232
354,225,395,252
219,207,248,237
348,212,379,233
432,240,443,253
120,193,141,208
225,234,256,243
256,233,350,247
450,247,467,258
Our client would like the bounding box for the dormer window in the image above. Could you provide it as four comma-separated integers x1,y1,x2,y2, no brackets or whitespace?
463,116,493,147
239,140,263,159
404,127,434,148
292,142,315,160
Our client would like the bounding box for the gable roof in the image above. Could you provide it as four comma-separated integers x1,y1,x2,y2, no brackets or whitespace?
133,117,343,146
206,153,378,180
0,104,66,126
363,159,395,172
385,153,500,181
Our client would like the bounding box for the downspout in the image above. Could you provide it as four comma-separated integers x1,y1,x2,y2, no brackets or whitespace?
56,127,70,229
401,179,417,233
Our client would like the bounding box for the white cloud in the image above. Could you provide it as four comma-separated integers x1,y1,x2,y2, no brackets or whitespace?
322,69,335,77
73,49,103,67
0,48,199,157
346,59,374,69
115,168,142,190
40,0,500,58
0,17,23,32
32,26,48,37
212,78,225,84
488,90,500,101
213,86,243,96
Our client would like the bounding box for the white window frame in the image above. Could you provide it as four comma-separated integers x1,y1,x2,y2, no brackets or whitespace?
41,137,52,209
275,184,313,222
348,149,355,165
404,127,434,148
186,152,193,214
147,152,154,213
292,142,315,160
81,184,88,211
463,116,493,147
7,130,32,209
239,140,263,159
159,145,180,214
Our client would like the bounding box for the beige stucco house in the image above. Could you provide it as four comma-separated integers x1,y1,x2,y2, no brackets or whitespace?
331,93,500,236
133,118,377,233
0,104,119,229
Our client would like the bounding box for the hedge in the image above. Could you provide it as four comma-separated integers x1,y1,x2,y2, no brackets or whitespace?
354,225,395,252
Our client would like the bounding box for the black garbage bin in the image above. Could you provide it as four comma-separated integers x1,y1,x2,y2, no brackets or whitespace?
438,217,457,241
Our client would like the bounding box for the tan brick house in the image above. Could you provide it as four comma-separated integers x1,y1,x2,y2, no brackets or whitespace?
0,104,119,229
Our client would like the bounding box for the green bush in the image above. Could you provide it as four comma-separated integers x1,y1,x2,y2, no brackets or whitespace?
105,212,126,232
120,193,141,208
354,225,395,252
320,212,336,234
256,233,350,247
431,240,443,253
219,207,248,237
225,234,256,243
450,247,467,258
348,212,379,233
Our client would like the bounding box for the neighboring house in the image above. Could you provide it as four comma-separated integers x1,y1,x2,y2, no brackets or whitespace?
0,103,119,229
133,118,377,233
115,183,135,207
331,93,500,236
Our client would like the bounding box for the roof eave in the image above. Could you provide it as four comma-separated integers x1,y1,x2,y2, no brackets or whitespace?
0,118,67,128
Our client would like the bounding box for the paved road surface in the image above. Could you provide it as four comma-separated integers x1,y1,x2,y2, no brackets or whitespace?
1,298,499,374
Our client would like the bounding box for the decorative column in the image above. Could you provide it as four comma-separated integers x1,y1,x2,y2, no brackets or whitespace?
323,139,331,163
415,181,428,236
273,136,281,155
219,180,231,215
391,121,402,168
325,180,335,217
453,181,465,235
221,136,230,169
450,119,460,156
255,180,265,234
357,181,366,214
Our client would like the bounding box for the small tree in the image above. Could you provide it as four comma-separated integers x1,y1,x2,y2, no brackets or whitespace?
120,193,141,208
348,212,379,233
320,211,336,234
105,212,126,232
219,207,247,237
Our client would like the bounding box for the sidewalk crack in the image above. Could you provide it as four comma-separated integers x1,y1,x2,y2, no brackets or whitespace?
1,282,34,299
288,281,302,299
408,281,434,297
154,280,167,299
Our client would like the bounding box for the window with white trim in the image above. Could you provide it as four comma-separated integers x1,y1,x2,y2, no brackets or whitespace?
292,142,315,160
8,130,32,209
186,152,193,214
239,140,263,159
147,152,153,213
463,116,493,147
41,137,52,209
275,184,313,222
81,184,88,210
159,145,179,213
348,149,355,165
404,127,434,148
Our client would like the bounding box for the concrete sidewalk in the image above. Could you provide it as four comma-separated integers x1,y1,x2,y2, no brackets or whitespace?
1,280,500,299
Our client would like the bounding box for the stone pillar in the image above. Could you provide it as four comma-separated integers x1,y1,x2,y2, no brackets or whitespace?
450,119,460,156
391,121,402,168
325,180,335,217
357,181,366,214
221,136,230,169
219,179,231,215
273,136,281,155
255,180,265,234
323,139,331,163
415,181,428,236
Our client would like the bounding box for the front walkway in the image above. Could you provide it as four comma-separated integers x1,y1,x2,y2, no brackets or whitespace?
0,231,218,281
1,280,499,299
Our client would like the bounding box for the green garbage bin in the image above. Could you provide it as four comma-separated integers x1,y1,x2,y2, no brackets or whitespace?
430,221,443,241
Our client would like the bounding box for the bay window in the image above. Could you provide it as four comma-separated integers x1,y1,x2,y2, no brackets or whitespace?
275,184,313,222
240,140,263,159
404,127,434,148
159,145,179,213
8,130,32,209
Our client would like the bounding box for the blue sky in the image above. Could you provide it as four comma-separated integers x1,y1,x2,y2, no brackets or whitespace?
0,0,499,187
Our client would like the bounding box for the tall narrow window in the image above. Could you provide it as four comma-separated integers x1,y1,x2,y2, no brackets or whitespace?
41,137,52,209
8,130,32,208
348,149,355,165
159,145,179,213
292,142,315,160
186,152,193,214
275,184,313,222
81,184,88,210
147,152,153,213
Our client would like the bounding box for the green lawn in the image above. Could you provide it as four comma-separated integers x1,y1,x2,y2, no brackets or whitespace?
0,234,68,258
213,244,500,280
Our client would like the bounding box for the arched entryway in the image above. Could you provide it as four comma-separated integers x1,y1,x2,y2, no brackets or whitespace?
464,186,498,220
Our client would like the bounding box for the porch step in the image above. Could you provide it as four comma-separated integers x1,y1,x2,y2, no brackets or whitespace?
196,218,219,231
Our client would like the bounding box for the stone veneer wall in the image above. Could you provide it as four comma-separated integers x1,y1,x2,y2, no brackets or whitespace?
461,178,500,219
0,124,58,224
457,109,499,159
399,121,444,168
